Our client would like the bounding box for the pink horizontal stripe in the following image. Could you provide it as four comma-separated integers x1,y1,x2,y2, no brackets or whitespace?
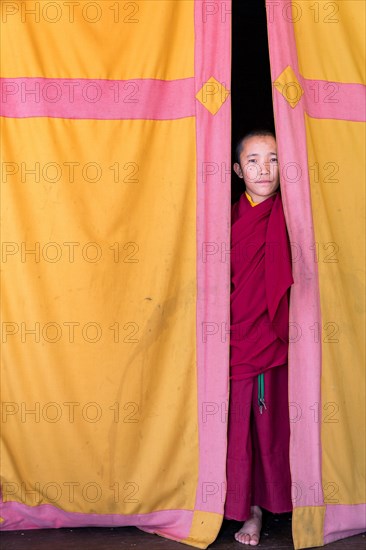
0,499,193,540
0,77,195,120
301,78,366,122
324,503,366,544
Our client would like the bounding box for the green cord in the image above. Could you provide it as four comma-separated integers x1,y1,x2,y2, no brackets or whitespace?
258,373,266,414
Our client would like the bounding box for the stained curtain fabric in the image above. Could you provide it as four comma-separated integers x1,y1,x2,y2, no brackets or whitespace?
0,2,231,548
266,1,366,548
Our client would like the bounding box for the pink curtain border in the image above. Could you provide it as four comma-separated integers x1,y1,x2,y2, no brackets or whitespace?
265,0,324,511
0,500,193,540
193,0,231,515
324,504,366,545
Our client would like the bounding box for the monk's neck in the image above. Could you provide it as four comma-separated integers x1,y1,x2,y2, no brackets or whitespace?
245,190,279,205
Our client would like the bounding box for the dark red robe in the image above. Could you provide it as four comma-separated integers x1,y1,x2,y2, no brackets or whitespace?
230,192,293,380
224,191,294,520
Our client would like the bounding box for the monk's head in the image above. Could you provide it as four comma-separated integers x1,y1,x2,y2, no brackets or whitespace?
233,130,280,204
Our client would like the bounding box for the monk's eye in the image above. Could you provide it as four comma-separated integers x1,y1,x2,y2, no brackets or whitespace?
248,159,257,163
270,157,278,163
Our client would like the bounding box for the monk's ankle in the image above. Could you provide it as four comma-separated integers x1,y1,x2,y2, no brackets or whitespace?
250,505,262,519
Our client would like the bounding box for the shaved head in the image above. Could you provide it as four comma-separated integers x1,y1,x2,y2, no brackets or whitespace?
235,129,276,164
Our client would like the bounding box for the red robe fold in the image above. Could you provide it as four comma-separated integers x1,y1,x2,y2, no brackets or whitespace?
230,192,293,380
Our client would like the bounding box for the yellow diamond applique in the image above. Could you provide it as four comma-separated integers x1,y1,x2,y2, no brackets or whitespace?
196,77,230,115
273,66,304,108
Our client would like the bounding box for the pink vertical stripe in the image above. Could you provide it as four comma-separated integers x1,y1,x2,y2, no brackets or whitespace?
266,0,324,512
194,0,231,514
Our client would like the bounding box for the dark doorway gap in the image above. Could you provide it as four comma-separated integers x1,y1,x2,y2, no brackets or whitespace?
231,0,275,203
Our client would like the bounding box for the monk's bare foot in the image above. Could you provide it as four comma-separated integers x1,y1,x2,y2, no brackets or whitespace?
234,505,262,546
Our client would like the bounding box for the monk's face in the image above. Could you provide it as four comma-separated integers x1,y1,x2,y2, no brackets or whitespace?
234,135,280,203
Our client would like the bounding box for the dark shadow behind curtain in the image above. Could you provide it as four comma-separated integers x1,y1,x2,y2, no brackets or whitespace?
231,0,274,204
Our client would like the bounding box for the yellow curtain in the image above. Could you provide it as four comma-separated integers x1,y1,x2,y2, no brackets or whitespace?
1,2,231,547
267,1,365,547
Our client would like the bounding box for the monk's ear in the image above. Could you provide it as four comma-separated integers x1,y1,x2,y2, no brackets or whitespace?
233,162,243,179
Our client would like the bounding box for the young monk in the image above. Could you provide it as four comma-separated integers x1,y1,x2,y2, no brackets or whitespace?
224,130,294,545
